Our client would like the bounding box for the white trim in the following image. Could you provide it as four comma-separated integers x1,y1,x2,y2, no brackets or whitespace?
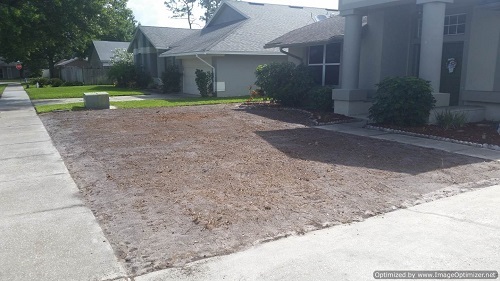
160,51,284,58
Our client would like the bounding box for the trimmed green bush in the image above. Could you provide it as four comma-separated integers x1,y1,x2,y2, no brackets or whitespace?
50,78,63,87
30,77,50,87
369,76,436,126
255,62,314,107
162,65,182,93
195,69,214,97
305,86,333,111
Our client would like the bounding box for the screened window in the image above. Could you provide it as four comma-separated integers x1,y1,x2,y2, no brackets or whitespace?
308,43,341,86
444,14,466,35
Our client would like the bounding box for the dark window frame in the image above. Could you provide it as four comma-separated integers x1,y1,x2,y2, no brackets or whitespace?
308,42,342,86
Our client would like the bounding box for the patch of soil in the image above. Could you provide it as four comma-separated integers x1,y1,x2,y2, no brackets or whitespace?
371,122,500,146
40,105,500,276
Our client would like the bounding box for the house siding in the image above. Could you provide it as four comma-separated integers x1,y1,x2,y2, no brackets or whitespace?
215,55,287,97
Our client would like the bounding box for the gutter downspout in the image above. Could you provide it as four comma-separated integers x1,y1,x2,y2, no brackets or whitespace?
195,54,216,94
279,47,303,65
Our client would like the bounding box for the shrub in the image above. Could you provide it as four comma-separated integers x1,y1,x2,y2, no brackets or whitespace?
136,69,153,89
305,86,333,111
369,76,436,126
50,78,63,87
435,110,468,130
30,77,50,87
162,65,182,93
255,62,314,107
62,81,84,86
195,69,214,97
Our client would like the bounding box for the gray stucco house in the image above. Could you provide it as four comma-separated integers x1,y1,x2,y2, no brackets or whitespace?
267,0,500,121
127,26,197,81
333,0,500,120
159,0,335,96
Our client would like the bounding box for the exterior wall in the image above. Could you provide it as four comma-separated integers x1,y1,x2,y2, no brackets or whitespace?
88,49,103,69
0,66,21,79
181,57,213,95
358,6,412,93
287,47,307,65
461,6,500,118
214,54,287,97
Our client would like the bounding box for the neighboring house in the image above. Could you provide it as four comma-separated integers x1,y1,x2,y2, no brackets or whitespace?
55,58,89,82
330,0,500,120
127,26,197,82
88,40,130,69
159,0,335,96
0,58,21,79
87,40,129,84
265,15,345,88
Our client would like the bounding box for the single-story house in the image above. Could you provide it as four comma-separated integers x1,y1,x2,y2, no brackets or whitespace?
264,15,345,88
331,0,500,120
0,58,21,79
127,25,197,82
88,40,130,69
159,0,336,96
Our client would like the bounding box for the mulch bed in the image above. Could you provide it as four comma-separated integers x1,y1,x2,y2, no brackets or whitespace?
371,122,500,147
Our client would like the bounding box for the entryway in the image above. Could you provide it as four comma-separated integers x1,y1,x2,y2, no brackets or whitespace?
440,42,464,106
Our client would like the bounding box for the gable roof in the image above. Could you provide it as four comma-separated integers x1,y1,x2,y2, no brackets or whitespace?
92,41,130,63
127,26,197,52
265,15,345,48
161,0,336,57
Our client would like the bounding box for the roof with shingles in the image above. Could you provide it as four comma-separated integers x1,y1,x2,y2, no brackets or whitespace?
92,41,130,63
264,15,345,48
132,26,198,51
161,0,336,57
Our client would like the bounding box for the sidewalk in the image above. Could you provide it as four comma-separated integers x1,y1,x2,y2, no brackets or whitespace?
0,85,127,281
317,122,500,161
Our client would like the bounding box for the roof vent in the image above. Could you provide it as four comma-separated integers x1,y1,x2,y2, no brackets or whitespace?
248,2,264,5
289,5,303,9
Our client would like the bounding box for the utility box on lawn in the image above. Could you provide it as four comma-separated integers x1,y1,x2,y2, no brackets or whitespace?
84,92,109,109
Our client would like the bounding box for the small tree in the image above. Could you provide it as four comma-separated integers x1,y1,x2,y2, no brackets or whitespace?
195,69,213,97
108,48,135,88
369,76,436,126
164,0,197,29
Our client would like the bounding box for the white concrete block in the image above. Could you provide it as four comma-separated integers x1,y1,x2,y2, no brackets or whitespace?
84,92,109,109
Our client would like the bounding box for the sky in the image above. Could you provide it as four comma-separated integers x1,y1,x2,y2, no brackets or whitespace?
127,0,339,29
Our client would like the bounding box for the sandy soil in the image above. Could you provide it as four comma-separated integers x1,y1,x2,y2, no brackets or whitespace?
41,104,500,276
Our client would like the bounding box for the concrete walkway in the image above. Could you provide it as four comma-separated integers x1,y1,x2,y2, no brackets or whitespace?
31,92,199,106
318,122,500,161
0,85,127,281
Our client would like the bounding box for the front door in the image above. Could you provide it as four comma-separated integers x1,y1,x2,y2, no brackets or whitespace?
440,42,464,106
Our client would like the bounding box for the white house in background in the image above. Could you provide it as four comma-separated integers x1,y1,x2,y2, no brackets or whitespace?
332,0,500,121
159,0,335,96
127,26,197,82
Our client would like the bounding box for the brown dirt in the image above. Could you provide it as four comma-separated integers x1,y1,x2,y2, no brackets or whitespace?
40,104,500,276
371,122,500,146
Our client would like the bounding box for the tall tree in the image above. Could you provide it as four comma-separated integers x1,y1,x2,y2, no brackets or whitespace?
99,0,136,41
199,0,222,23
0,0,136,77
164,0,197,29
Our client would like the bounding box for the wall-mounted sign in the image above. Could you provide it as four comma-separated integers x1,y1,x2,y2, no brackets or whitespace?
447,58,457,74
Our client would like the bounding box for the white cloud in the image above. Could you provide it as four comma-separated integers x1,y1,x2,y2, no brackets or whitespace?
127,0,339,29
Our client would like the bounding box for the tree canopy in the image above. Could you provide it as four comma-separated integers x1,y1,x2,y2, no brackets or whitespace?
0,0,136,77
164,0,197,29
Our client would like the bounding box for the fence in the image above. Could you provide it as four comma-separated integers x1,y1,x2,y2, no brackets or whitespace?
59,68,111,85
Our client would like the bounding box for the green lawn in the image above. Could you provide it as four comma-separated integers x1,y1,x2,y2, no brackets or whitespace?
26,85,145,100
0,85,7,97
35,96,254,113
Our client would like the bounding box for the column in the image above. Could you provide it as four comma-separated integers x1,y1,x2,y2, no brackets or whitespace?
341,11,363,89
418,0,453,92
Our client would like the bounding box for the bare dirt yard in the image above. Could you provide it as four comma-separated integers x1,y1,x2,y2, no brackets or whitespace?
41,104,500,276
